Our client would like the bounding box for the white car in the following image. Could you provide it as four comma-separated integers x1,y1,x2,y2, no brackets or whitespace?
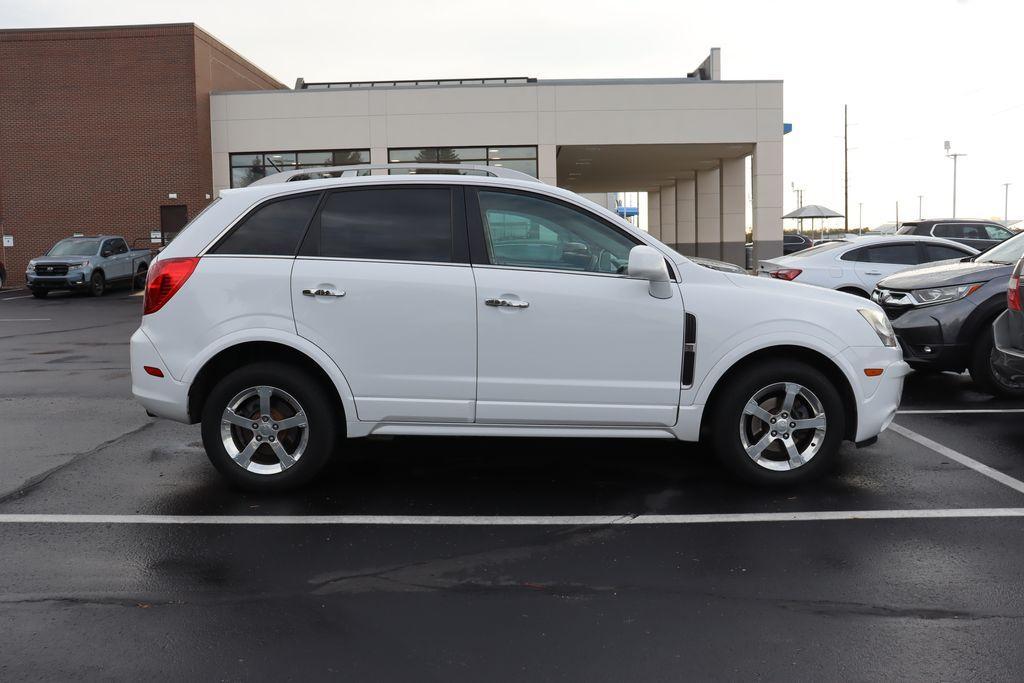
131,163,909,491
758,235,978,296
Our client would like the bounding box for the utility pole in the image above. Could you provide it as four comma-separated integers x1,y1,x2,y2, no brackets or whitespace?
896,201,900,232
1005,183,1012,222
858,202,863,235
944,141,965,218
844,104,849,232
917,195,923,220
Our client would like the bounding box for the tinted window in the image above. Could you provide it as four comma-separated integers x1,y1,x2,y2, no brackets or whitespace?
932,224,964,239
784,235,802,244
477,190,638,274
842,243,919,264
111,239,128,254
317,188,453,262
923,244,970,262
213,194,320,256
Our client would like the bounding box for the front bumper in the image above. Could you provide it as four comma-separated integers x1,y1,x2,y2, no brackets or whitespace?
993,310,1024,381
885,299,973,371
840,345,911,443
25,272,89,289
130,327,190,423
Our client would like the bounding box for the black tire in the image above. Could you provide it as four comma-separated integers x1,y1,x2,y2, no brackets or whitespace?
89,271,105,297
201,362,338,492
134,264,148,289
968,325,1024,398
711,360,846,486
31,289,47,299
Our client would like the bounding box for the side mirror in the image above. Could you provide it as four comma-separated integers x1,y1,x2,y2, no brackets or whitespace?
101,250,112,258
628,245,673,299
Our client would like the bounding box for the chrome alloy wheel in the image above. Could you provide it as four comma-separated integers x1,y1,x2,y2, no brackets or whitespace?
739,382,827,472
220,385,309,475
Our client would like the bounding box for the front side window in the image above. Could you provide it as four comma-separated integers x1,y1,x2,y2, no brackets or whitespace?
111,238,128,254
317,187,453,263
212,194,320,256
932,224,965,239
985,225,1013,240
923,243,971,262
477,190,638,274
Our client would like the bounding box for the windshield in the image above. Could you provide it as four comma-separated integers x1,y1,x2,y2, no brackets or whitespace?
977,231,1024,265
785,240,849,258
47,238,101,257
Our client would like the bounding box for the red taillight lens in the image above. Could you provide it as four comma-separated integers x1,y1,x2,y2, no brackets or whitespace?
769,268,802,281
143,257,200,315
1009,276,1021,312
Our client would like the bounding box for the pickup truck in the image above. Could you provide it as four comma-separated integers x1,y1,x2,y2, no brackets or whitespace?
26,235,152,298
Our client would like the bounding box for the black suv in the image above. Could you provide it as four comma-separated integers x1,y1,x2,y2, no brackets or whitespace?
897,219,1013,252
873,231,1024,397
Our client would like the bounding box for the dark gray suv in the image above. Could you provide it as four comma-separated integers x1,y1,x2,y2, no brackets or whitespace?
873,231,1024,397
897,219,1014,253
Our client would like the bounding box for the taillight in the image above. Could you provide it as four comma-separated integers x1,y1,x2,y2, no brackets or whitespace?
1009,275,1021,312
769,268,802,281
144,257,200,315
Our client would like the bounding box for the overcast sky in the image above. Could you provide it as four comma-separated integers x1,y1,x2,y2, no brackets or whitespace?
3,0,1021,227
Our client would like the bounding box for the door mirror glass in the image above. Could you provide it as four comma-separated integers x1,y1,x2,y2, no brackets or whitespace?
628,245,672,299
101,249,112,257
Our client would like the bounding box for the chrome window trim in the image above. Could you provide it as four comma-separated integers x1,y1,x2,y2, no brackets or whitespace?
471,262,678,283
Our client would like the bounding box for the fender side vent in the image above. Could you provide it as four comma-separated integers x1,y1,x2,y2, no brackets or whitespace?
682,313,697,387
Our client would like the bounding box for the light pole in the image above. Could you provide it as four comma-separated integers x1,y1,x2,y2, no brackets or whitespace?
1005,183,1012,222
917,195,923,220
858,202,863,235
944,141,966,218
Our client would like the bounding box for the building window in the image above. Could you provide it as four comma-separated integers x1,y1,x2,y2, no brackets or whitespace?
229,149,370,188
386,146,537,177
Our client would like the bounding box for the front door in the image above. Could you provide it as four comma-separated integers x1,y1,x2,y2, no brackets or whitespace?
291,185,477,423
469,188,684,426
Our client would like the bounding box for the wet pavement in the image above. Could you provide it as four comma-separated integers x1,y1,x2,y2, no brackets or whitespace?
1,289,1023,680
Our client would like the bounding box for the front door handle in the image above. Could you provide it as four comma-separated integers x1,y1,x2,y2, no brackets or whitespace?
485,297,529,308
302,288,345,298
864,271,882,276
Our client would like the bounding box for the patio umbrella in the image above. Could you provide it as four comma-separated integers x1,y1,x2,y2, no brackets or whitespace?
781,205,844,240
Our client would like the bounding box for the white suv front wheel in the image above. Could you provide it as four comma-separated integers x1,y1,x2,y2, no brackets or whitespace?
201,362,337,491
711,360,846,485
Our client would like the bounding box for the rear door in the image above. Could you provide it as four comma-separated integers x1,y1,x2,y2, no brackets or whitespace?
848,243,921,290
291,184,478,423
468,187,684,426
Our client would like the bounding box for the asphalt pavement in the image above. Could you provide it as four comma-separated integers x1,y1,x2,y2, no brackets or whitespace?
1,287,1023,681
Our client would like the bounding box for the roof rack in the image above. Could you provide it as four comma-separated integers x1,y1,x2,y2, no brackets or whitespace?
247,163,539,187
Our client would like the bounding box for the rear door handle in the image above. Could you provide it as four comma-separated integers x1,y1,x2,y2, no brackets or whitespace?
485,297,529,308
302,288,345,297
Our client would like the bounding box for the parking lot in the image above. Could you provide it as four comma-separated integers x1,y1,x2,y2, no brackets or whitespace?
1,290,1023,680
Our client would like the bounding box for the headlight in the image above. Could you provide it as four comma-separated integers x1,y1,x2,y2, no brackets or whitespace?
910,283,982,306
858,307,897,348
67,261,89,270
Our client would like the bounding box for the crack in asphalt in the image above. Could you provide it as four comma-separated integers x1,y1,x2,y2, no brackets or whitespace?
0,421,156,504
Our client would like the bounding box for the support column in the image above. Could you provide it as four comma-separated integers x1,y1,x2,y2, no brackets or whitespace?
647,190,661,240
659,184,676,250
370,147,388,175
719,157,747,267
696,168,721,259
675,178,696,255
538,144,557,186
752,141,783,262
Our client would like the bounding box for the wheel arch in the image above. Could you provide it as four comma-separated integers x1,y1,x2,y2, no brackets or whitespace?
187,340,352,430
699,345,858,442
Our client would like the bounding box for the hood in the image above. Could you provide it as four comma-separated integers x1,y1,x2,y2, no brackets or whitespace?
877,258,1011,290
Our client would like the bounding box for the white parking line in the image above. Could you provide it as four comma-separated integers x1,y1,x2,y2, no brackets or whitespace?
0,508,1023,525
0,318,51,322
898,409,1024,414
889,423,1024,495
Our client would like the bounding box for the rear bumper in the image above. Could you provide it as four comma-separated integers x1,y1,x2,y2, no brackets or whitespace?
130,327,190,423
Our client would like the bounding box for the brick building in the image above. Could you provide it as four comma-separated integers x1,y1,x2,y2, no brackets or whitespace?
0,24,284,285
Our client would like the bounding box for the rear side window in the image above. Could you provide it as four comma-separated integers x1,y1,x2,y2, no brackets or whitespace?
932,224,964,239
923,243,970,262
843,244,919,264
212,194,320,256
316,187,453,262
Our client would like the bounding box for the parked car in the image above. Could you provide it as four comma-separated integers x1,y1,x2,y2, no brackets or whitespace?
873,231,1024,397
131,163,908,491
757,235,977,296
897,219,1014,253
743,234,813,269
26,235,152,298
992,255,1024,386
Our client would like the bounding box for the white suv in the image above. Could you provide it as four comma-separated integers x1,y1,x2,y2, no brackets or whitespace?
131,164,909,491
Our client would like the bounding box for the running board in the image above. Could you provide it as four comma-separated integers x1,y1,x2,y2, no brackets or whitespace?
368,424,678,439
